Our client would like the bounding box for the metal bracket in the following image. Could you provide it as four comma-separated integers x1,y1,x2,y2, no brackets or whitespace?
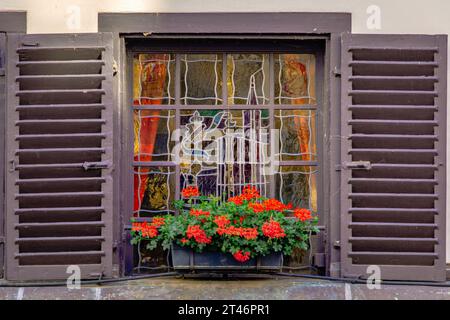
0,236,5,244
343,161,371,170
0,68,5,77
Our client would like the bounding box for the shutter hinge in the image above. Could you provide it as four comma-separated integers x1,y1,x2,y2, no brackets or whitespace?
0,236,5,244
112,60,119,76
0,68,5,77
82,161,111,171
332,67,341,77
21,42,40,47
343,161,372,170
9,159,16,172
333,240,341,248
335,164,341,171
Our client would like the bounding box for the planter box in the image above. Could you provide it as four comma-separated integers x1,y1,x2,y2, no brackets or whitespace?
171,244,283,273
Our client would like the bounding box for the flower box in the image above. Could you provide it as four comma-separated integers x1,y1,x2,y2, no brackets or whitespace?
171,244,283,272
131,185,317,271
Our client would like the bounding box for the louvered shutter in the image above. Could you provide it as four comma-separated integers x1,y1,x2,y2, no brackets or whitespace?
0,33,5,278
5,33,114,280
340,34,447,281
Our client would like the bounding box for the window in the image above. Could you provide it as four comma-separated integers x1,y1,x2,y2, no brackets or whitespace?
130,41,324,270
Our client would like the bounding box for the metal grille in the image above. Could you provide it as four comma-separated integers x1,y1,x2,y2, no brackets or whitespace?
340,34,447,281
5,33,114,280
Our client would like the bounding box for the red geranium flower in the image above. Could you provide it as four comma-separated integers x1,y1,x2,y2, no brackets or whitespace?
186,225,212,244
214,215,230,228
241,227,258,240
294,208,312,221
233,250,251,262
262,220,286,238
241,185,260,200
132,221,159,238
131,222,143,233
190,209,210,217
248,202,264,213
181,186,200,198
228,195,244,205
262,198,291,212
152,217,165,227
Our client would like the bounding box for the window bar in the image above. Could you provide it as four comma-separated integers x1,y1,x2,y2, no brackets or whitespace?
268,53,276,199
174,54,181,204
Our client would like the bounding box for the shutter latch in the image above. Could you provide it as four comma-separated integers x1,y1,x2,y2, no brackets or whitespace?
343,161,371,170
82,161,110,171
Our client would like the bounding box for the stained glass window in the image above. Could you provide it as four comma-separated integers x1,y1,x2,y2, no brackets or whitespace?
227,54,270,105
133,54,175,105
181,54,223,105
274,54,316,105
132,52,319,216
275,109,317,161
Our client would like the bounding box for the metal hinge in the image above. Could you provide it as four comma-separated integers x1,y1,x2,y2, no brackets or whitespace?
21,42,40,47
82,161,111,171
112,60,119,76
0,236,5,244
332,66,341,77
343,161,372,170
0,68,5,77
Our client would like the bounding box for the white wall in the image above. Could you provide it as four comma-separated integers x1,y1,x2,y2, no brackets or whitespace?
1,0,449,263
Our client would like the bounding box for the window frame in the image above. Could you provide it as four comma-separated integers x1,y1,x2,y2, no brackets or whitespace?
100,12,350,276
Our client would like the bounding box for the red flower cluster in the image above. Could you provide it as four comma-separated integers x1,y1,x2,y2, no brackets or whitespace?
294,208,312,222
217,226,258,240
181,186,200,198
240,185,260,200
233,250,251,262
228,195,243,205
132,221,159,238
262,199,292,212
214,215,230,228
262,220,286,238
248,202,265,213
228,185,261,205
190,209,210,217
151,217,165,227
186,225,212,244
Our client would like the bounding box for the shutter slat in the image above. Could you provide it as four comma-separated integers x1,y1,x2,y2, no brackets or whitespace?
341,34,446,281
15,206,105,214
5,33,114,280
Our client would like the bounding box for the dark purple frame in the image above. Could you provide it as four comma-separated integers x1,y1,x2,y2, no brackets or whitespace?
99,12,350,276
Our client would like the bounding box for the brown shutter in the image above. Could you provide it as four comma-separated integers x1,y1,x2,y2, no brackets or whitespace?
0,33,5,278
5,33,114,280
340,33,447,281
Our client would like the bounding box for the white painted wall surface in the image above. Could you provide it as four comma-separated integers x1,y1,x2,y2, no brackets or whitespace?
0,0,449,263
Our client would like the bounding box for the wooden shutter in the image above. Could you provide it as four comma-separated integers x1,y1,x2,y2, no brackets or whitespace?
0,33,5,278
340,34,447,281
5,33,114,280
